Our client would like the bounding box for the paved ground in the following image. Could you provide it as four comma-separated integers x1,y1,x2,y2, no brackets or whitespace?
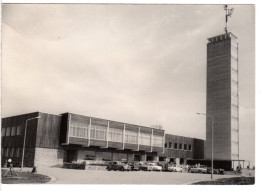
33,166,242,184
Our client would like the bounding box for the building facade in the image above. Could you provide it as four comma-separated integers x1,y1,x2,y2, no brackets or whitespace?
206,32,239,163
1,112,205,167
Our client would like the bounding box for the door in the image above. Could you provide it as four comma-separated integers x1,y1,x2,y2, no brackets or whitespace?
66,150,77,162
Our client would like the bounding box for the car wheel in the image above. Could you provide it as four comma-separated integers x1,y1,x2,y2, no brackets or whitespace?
198,171,202,174
108,169,111,171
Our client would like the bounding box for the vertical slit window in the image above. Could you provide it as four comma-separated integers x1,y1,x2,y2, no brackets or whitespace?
6,127,11,136
16,126,22,136
1,128,6,137
11,126,17,136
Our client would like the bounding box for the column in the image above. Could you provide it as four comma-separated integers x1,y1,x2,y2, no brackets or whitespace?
175,158,180,166
67,114,72,144
106,121,109,148
154,156,159,162
141,154,147,161
183,158,187,165
88,118,91,147
122,124,125,150
137,126,140,151
151,129,153,152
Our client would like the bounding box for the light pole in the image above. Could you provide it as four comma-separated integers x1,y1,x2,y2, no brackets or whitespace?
21,116,41,170
197,112,214,180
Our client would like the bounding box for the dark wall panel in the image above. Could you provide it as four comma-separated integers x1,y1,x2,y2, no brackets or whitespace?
36,113,61,149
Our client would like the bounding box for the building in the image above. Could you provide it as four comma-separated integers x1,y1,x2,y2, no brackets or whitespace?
206,32,239,168
1,112,205,167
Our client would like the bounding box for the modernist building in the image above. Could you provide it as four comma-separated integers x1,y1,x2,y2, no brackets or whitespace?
1,112,204,167
206,32,239,167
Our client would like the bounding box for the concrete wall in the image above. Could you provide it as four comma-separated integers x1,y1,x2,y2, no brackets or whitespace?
34,147,64,167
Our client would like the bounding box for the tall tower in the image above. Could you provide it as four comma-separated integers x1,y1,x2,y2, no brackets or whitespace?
206,32,239,162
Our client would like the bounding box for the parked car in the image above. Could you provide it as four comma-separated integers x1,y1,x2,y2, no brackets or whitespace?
129,162,141,171
139,162,153,171
106,161,131,171
149,163,163,171
189,165,208,174
207,168,225,175
168,165,183,172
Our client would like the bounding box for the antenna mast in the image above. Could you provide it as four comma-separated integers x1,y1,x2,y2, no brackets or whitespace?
224,5,234,33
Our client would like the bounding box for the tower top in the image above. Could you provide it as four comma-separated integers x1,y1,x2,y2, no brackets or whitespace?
224,5,234,33
208,32,237,43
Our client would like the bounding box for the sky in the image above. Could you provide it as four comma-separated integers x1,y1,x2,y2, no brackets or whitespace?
1,4,255,165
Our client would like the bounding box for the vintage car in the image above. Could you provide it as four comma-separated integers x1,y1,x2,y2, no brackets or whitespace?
106,161,131,171
149,163,163,171
128,162,141,171
189,165,208,174
168,165,183,172
207,168,225,175
139,162,153,171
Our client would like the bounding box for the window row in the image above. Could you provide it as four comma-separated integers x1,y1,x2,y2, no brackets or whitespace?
165,142,192,151
1,126,22,137
1,147,21,157
69,124,164,147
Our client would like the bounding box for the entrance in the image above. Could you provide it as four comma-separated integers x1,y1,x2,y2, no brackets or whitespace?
66,150,77,162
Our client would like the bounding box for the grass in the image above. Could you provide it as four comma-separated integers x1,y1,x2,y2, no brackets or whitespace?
1,168,51,184
192,177,255,185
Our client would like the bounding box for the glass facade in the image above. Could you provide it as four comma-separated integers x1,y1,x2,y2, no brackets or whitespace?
125,130,138,144
108,128,123,142
140,133,151,146
153,135,164,147
68,116,164,148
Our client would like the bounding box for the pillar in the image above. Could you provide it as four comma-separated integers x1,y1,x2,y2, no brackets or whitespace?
154,156,159,162
141,154,147,161
175,158,180,166
183,158,187,165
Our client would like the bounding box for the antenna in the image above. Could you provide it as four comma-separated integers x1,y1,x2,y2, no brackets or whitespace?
224,5,234,33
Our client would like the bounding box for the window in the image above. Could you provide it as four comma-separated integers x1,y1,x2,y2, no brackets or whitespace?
140,133,151,146
94,125,107,140
5,148,9,157
164,143,167,148
188,145,192,151
10,147,15,157
108,128,123,142
184,144,187,150
1,148,3,156
179,143,182,150
169,142,172,148
15,147,20,157
70,122,89,138
90,126,95,139
125,130,138,144
153,135,163,147
1,128,6,137
11,126,17,136
6,127,11,136
16,126,22,136
174,143,178,149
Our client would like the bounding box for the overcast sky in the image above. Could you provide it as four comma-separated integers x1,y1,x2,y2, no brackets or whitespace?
1,4,255,165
